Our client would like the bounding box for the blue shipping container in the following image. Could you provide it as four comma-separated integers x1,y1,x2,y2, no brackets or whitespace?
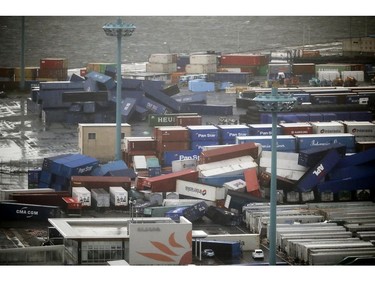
187,125,219,141
295,133,356,153
296,149,342,192
236,135,296,152
163,150,200,166
191,140,220,151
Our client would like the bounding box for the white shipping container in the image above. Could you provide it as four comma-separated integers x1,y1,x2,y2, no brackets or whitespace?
148,53,177,64
223,179,246,192
172,159,198,172
133,155,147,170
317,71,340,81
189,54,217,65
109,186,128,207
341,70,364,82
146,62,177,73
185,63,217,74
72,187,91,207
341,121,375,136
260,151,308,172
200,161,258,178
176,179,226,201
311,121,345,134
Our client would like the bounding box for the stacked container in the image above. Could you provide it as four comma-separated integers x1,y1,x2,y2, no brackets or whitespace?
146,53,177,74
185,54,217,74
187,125,220,151
155,126,190,164
217,124,250,144
219,53,268,75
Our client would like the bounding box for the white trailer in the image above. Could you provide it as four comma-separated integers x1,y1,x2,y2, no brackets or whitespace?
109,186,128,207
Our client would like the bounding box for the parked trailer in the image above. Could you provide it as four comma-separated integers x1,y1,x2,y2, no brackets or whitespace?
279,231,352,251
309,248,375,265
287,238,361,260
91,188,110,209
109,186,128,207
0,201,60,221
192,239,242,259
298,240,374,263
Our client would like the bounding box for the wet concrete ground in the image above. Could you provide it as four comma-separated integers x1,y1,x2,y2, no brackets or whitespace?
0,89,246,190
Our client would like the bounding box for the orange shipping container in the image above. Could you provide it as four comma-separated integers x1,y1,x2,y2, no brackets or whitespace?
244,168,260,193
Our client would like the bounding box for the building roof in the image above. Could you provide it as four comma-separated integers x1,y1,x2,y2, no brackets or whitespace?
48,217,176,239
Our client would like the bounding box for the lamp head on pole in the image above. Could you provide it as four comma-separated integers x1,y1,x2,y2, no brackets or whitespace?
253,87,296,113
103,18,136,37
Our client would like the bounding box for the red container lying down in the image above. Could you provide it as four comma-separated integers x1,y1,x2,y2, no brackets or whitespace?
142,169,199,192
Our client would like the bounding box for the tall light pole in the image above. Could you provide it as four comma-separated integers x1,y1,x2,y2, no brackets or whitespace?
103,18,136,161
253,87,296,265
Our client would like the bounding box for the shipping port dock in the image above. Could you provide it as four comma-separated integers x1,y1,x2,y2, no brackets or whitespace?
1,49,375,266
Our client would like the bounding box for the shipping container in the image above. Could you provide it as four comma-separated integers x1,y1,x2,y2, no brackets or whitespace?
70,176,132,191
142,169,199,192
0,188,55,201
248,124,282,136
10,191,70,207
72,187,91,207
199,142,259,164
163,150,200,166
62,197,82,216
193,240,242,258
296,149,343,192
155,126,189,142
311,121,345,134
298,143,347,167
280,122,313,135
219,54,268,66
295,133,356,153
0,201,60,221
91,188,110,209
176,179,226,201
236,135,297,152
109,186,128,207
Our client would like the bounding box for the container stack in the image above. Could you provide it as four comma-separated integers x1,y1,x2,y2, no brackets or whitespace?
185,53,217,74
146,53,178,74
216,124,250,144
187,125,220,151
218,53,269,75
154,126,190,164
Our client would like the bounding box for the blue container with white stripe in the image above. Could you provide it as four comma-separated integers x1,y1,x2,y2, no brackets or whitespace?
236,135,296,152
217,124,250,143
295,133,356,153
191,140,220,151
248,124,282,136
187,125,219,141
60,156,99,178
163,150,201,166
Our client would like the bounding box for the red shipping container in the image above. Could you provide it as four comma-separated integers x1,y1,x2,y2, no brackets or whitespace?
219,54,268,66
199,142,259,164
155,127,190,142
157,140,190,152
244,168,260,193
280,123,313,135
70,176,132,191
176,115,202,126
127,139,157,152
62,197,82,210
10,191,70,207
40,58,68,69
143,169,199,192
